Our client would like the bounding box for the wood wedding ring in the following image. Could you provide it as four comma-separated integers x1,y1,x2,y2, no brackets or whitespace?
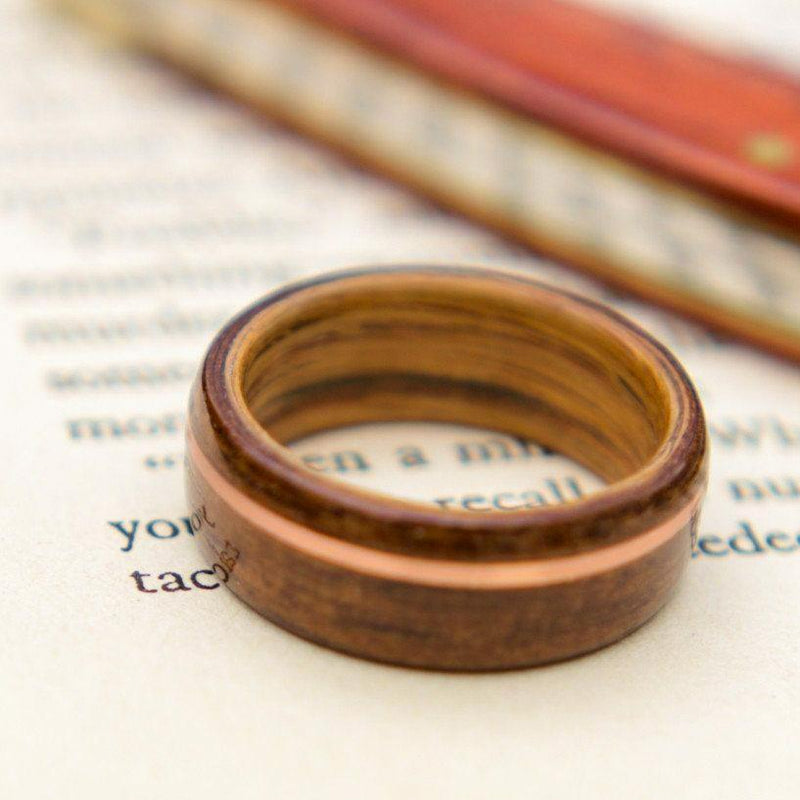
185,266,707,670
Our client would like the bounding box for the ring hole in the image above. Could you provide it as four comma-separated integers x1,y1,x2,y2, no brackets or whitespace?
290,420,605,510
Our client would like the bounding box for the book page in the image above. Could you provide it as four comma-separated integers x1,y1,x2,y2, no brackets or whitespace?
0,0,798,797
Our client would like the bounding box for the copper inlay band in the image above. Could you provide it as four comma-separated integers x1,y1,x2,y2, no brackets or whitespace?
185,266,708,670
187,428,701,590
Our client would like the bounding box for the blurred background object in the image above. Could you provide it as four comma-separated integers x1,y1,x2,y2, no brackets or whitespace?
52,0,800,360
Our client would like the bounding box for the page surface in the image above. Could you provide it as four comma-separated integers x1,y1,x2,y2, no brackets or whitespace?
0,0,798,796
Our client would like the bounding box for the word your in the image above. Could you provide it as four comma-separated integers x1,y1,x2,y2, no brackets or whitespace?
108,506,214,552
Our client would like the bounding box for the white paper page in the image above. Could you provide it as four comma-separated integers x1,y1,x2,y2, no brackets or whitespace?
0,0,798,797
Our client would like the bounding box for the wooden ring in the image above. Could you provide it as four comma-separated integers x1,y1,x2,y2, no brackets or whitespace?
185,266,707,670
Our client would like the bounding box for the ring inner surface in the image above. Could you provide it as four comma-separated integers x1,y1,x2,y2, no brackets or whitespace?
239,276,671,485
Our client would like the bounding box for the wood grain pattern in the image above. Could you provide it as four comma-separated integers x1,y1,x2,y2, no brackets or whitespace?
287,0,800,225
185,266,707,669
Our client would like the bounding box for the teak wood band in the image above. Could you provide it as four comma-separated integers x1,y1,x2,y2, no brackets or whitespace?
185,266,707,669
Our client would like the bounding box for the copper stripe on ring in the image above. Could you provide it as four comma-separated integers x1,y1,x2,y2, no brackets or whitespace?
187,427,699,591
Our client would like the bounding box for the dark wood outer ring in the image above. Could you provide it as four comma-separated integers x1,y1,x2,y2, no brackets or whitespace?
185,265,707,669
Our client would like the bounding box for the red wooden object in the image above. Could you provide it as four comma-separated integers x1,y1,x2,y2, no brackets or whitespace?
287,0,800,224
